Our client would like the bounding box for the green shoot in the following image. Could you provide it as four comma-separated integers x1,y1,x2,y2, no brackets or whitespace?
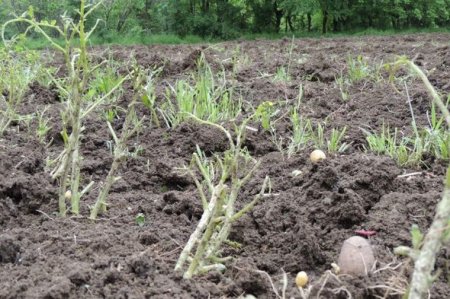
335,74,349,102
141,67,162,127
136,213,145,227
309,122,325,150
103,108,118,123
410,224,424,250
273,66,290,82
347,55,371,83
363,125,424,166
287,110,310,158
35,107,52,144
87,57,124,100
160,54,241,128
273,36,295,83
278,110,349,158
255,101,276,131
327,127,349,153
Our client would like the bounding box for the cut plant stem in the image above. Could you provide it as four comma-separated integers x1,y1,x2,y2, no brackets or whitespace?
2,0,111,216
393,58,450,299
174,114,271,278
90,71,144,220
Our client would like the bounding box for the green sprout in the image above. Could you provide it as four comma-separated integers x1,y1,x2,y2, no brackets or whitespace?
35,107,52,144
136,213,145,227
327,127,349,153
141,67,163,127
103,108,118,123
160,54,241,128
255,101,276,131
273,66,291,83
346,55,374,83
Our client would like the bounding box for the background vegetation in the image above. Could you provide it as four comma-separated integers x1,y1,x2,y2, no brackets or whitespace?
1,0,450,43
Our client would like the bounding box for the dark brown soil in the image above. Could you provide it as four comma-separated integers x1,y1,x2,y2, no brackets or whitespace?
1,33,450,299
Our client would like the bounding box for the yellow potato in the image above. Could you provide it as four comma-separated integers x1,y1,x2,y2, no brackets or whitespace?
295,271,308,288
310,149,326,163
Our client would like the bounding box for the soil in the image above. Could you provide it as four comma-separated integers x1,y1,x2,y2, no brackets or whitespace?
1,33,450,298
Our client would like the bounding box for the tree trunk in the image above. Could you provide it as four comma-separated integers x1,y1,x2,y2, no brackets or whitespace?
274,2,283,33
333,17,338,32
287,15,294,32
307,13,312,32
322,10,328,33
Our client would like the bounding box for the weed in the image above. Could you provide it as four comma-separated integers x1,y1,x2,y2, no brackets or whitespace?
363,93,450,166
277,110,349,158
327,127,350,153
160,54,241,128
273,36,295,83
255,101,277,131
346,55,371,83
309,122,326,150
35,107,52,144
335,74,349,101
141,67,163,127
103,108,118,123
334,55,384,102
273,66,291,83
363,125,425,166
230,45,250,76
135,213,145,227
87,56,124,100
286,110,311,158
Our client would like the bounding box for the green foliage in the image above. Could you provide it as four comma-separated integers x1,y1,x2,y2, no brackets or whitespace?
363,121,450,167
141,68,162,127
327,127,350,153
0,48,42,135
136,213,145,227
347,55,371,83
1,0,450,40
363,125,425,166
87,60,124,99
160,55,241,128
255,101,277,131
274,109,349,158
90,75,145,220
273,66,291,82
35,107,52,143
